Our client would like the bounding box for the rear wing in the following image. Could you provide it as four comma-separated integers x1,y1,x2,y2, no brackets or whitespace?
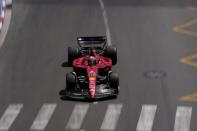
77,36,107,48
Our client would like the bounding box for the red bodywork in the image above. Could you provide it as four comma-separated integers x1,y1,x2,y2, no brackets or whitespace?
72,50,112,98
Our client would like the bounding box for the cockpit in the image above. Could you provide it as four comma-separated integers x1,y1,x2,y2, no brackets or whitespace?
87,56,98,66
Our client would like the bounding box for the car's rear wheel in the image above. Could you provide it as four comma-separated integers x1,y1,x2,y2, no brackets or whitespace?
68,47,79,66
109,72,119,94
66,73,77,92
104,46,117,65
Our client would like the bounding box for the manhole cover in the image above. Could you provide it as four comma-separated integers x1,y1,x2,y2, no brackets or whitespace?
144,71,167,79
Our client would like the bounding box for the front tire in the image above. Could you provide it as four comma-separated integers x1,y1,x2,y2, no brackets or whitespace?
66,73,77,92
109,72,119,94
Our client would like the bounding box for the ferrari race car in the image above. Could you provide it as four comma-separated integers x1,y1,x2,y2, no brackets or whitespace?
63,36,119,99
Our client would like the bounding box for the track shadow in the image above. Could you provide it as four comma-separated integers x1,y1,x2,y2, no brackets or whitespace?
61,61,70,67
59,90,117,103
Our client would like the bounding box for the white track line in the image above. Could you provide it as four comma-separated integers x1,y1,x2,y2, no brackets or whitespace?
65,104,89,130
136,105,157,131
98,0,112,46
30,103,56,130
0,104,23,130
101,104,123,130
174,106,192,131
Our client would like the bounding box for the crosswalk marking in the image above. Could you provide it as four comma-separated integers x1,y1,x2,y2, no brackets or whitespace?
174,106,192,131
30,103,56,130
136,105,157,131
100,104,123,130
65,104,89,130
0,103,194,131
0,104,23,130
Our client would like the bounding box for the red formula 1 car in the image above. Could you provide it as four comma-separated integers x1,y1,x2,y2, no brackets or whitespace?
63,36,119,99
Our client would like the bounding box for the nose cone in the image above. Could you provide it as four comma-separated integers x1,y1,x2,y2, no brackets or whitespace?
89,89,96,98
88,77,96,98
87,70,97,98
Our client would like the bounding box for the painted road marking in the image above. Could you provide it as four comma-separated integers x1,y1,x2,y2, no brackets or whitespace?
0,104,23,130
173,19,197,37
101,104,122,130
136,105,157,131
180,54,197,68
98,0,112,45
174,106,192,131
30,103,56,130
180,92,197,102
66,104,89,130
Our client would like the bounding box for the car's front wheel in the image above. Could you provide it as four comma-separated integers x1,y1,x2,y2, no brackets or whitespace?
109,72,119,94
66,73,77,92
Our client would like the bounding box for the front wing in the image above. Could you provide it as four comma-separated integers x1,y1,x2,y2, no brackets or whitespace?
64,84,118,100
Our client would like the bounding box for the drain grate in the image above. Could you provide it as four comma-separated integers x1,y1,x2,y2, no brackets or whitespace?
144,71,167,79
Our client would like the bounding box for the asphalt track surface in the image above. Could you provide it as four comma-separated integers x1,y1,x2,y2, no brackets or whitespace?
0,0,197,131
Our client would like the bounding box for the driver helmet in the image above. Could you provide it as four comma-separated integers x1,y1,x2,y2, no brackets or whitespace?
88,56,97,66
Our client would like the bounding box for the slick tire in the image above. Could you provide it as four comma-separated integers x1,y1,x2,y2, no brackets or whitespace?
66,73,76,92
104,46,117,65
68,47,79,66
109,72,119,94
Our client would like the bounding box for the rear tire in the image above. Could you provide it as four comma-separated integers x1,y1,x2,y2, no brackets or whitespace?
104,46,117,65
66,73,77,92
109,72,119,94
68,47,79,66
